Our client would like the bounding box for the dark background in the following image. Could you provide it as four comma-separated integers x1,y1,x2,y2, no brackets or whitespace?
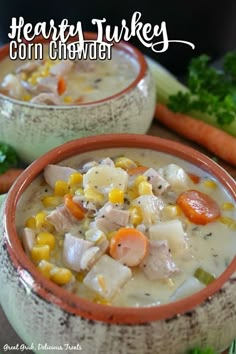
0,0,236,75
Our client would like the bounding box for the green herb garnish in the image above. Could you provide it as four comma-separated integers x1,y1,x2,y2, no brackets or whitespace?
0,142,19,174
168,53,236,126
187,347,216,354
194,267,216,285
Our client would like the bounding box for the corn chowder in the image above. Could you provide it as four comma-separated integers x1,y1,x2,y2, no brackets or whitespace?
0,47,138,105
16,148,236,307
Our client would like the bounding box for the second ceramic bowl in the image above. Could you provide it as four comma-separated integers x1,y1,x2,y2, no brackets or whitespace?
0,34,155,163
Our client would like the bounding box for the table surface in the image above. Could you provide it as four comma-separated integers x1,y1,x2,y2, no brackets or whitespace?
0,120,234,354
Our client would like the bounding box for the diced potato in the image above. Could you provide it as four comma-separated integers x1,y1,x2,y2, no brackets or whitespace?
158,164,190,190
170,277,204,301
149,219,186,252
85,228,106,243
83,165,128,194
131,195,164,224
22,228,36,254
83,255,132,299
63,233,93,272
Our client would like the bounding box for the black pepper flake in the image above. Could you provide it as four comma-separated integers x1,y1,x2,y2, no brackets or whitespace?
147,176,151,181
158,185,162,189
204,232,213,237
117,243,121,247
145,293,150,296
44,189,48,192
95,171,99,174
94,78,102,83
192,226,199,231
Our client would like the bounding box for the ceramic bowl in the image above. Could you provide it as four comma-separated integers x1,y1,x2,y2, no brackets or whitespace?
1,134,236,354
0,34,155,163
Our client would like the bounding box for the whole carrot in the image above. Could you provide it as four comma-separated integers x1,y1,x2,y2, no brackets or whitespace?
0,168,24,194
155,103,236,166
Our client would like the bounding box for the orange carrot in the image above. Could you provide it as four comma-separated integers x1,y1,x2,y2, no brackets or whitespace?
188,173,200,184
109,227,148,266
176,189,221,225
127,166,149,176
57,77,67,95
73,96,84,104
64,194,86,220
0,168,24,194
155,103,236,166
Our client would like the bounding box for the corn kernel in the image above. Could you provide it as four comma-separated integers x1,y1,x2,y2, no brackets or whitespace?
31,245,50,263
138,181,153,195
203,180,217,189
83,86,94,93
97,274,107,292
219,216,236,230
84,187,104,203
68,172,83,186
40,68,49,77
162,205,181,219
22,94,32,101
108,188,124,204
126,186,139,200
36,232,56,250
162,278,175,287
115,157,137,170
58,239,64,247
54,180,69,196
50,267,73,285
74,188,84,196
25,216,36,229
134,175,147,187
28,73,39,85
41,195,63,208
85,228,106,243
222,202,234,211
35,211,47,228
93,295,110,305
37,260,54,278
129,206,143,226
76,272,86,282
35,211,54,232
107,231,117,241
63,96,73,103
20,72,27,80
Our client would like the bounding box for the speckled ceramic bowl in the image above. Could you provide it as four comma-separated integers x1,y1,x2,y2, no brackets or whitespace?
1,134,236,354
0,34,155,163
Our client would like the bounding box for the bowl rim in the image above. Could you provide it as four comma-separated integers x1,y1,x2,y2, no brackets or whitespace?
3,133,236,324
0,32,148,108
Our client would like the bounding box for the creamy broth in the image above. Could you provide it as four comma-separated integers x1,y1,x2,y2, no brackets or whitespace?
0,47,138,105
16,148,236,307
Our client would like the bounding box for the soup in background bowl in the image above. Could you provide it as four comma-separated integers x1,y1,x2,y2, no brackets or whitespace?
0,134,236,354
0,33,155,163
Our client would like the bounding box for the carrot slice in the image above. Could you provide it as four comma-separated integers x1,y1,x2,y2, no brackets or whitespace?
176,189,221,225
109,227,148,266
64,194,86,220
73,96,84,104
127,166,149,176
188,173,200,184
0,168,24,193
57,77,67,95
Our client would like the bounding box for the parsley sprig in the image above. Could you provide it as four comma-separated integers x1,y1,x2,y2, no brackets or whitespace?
168,53,236,126
0,143,19,174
